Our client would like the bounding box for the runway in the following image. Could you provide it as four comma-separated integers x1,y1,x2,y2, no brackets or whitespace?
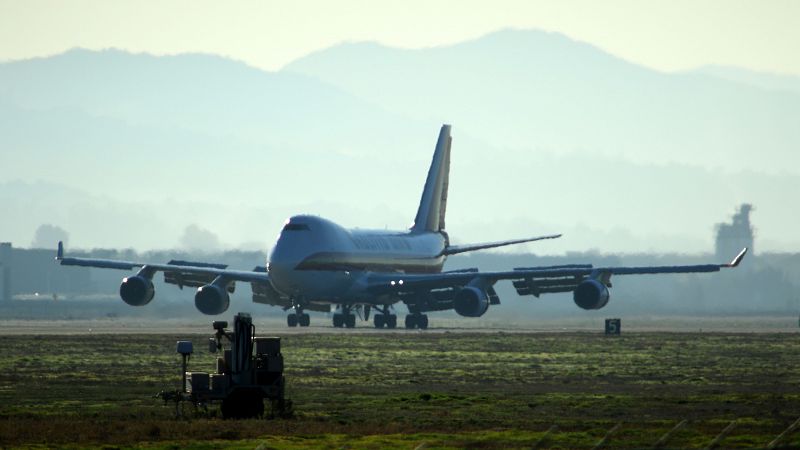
1,314,796,335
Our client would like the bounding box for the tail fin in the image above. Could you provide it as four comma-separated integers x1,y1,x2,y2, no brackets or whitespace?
411,125,452,232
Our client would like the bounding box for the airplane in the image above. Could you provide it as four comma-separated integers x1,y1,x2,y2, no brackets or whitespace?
56,124,747,329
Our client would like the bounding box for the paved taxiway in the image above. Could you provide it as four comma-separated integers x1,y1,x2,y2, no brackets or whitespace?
1,315,796,334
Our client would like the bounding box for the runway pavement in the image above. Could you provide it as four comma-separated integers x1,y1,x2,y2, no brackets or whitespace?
0,314,796,334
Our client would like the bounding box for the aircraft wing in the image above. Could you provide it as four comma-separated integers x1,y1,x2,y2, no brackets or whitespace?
56,241,270,284
367,248,748,298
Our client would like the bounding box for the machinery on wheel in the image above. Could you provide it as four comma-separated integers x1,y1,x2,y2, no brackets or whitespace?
157,313,290,419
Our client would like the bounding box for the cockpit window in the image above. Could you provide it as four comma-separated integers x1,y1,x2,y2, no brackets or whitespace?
283,223,310,231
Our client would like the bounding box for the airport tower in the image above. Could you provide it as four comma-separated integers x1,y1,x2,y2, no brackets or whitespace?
714,204,754,262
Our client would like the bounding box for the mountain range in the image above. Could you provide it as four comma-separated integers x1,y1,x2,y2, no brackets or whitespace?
1,29,798,253
285,30,800,174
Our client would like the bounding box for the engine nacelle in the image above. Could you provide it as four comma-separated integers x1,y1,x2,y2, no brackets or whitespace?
119,275,155,306
195,283,231,315
573,279,610,310
454,286,490,317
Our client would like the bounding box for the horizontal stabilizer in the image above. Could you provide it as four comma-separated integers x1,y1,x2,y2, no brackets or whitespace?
444,234,561,255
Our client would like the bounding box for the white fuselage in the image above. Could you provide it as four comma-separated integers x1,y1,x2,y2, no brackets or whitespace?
267,215,447,304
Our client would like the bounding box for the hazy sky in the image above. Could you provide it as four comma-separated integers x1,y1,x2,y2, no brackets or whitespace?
1,0,798,75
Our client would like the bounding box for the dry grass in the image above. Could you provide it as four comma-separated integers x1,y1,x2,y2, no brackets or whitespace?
1,331,799,448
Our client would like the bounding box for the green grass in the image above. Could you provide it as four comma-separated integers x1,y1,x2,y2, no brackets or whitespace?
1,331,800,448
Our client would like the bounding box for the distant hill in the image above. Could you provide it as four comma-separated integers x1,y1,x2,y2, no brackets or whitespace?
284,29,800,175
694,65,800,95
0,49,426,152
0,49,442,202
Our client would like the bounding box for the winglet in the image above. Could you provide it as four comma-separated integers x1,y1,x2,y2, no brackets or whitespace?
56,241,64,260
725,247,748,267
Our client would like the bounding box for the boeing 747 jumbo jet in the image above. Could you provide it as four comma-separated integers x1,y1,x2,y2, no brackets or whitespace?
56,125,747,329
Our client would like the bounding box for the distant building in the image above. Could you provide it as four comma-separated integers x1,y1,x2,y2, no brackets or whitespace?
715,204,754,261
0,243,93,300
0,243,11,301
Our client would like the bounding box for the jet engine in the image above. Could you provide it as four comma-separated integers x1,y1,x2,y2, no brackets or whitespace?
573,279,610,310
195,281,231,315
119,275,155,306
454,285,490,317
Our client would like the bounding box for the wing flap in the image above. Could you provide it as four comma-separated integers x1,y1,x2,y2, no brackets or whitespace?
163,260,229,289
511,276,585,297
251,279,292,308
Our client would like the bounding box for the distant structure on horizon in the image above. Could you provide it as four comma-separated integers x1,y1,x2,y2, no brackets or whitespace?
715,204,754,261
0,243,10,302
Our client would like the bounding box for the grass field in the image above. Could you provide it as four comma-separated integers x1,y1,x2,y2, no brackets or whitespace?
1,329,799,449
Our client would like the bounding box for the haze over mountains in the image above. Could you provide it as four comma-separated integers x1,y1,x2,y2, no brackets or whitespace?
286,30,800,173
1,29,798,254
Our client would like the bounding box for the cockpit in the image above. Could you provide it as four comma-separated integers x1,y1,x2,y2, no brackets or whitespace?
282,222,310,231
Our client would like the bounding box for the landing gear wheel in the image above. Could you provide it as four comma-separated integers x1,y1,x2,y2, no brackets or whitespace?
374,314,385,328
418,314,429,330
299,313,310,327
287,314,298,327
345,314,356,328
405,314,417,329
387,314,397,329
332,314,344,328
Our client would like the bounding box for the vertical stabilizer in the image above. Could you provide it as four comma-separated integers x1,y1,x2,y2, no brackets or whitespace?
412,125,451,232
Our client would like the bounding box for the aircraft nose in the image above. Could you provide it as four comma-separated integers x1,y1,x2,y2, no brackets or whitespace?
267,259,292,276
267,239,304,283
266,256,299,295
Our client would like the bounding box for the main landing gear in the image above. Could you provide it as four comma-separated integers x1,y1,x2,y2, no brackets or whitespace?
287,306,310,327
373,305,397,329
332,305,356,328
405,313,429,330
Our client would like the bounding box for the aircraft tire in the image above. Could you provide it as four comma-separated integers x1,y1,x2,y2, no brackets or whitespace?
345,314,356,328
287,314,298,327
332,314,344,328
374,314,385,328
405,314,416,329
299,313,310,327
418,314,429,330
387,314,397,329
